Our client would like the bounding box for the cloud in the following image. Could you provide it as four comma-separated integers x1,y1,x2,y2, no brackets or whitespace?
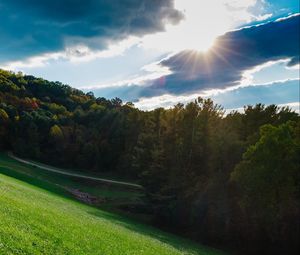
0,0,183,62
0,37,141,70
0,0,271,71
133,78,300,111
278,102,299,114
211,79,300,109
89,14,299,102
140,0,271,53
254,13,273,21
155,14,299,94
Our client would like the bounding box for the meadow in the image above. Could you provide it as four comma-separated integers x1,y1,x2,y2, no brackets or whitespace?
0,153,145,218
0,155,227,255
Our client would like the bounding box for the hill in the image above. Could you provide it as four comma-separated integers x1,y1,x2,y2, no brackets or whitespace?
0,152,148,221
1,69,299,254
0,171,225,255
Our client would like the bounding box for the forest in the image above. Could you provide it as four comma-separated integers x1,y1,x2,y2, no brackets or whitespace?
0,69,299,255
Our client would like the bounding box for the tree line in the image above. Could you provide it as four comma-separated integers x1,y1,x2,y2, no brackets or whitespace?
0,69,299,254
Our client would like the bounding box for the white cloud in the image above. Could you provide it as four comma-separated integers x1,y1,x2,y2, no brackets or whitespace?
275,12,300,22
0,36,140,71
134,92,204,110
134,77,299,111
286,64,300,70
278,102,300,113
0,52,64,70
240,59,292,86
254,13,273,21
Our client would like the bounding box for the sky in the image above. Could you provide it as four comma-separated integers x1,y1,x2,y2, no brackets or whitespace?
0,0,299,112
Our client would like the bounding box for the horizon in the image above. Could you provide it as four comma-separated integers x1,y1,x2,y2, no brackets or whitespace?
0,0,299,111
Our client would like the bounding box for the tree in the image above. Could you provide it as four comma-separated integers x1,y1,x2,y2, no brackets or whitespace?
231,121,300,254
49,125,64,141
0,109,9,121
111,97,122,107
0,109,9,149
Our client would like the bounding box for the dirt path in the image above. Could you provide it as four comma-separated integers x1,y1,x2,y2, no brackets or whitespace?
8,153,143,189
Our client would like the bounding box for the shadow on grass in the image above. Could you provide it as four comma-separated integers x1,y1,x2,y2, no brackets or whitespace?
0,166,70,198
88,209,226,255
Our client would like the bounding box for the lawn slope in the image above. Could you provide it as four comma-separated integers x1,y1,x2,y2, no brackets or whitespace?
0,153,144,218
0,173,227,255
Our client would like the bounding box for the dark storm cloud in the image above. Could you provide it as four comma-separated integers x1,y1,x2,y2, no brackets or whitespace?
150,14,300,96
0,0,183,62
103,13,299,101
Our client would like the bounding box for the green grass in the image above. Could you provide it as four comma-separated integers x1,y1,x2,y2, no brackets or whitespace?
0,173,227,255
0,153,143,210
0,152,151,224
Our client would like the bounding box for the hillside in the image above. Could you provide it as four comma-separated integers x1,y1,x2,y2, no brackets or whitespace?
1,69,299,254
0,153,147,221
0,172,225,255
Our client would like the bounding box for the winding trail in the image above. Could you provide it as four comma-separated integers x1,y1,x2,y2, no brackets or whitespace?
8,153,143,189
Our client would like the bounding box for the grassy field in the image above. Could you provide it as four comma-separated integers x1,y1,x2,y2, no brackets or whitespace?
0,154,145,218
0,172,227,255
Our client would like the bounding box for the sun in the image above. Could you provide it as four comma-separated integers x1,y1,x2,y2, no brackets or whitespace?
174,0,233,51
141,0,237,53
